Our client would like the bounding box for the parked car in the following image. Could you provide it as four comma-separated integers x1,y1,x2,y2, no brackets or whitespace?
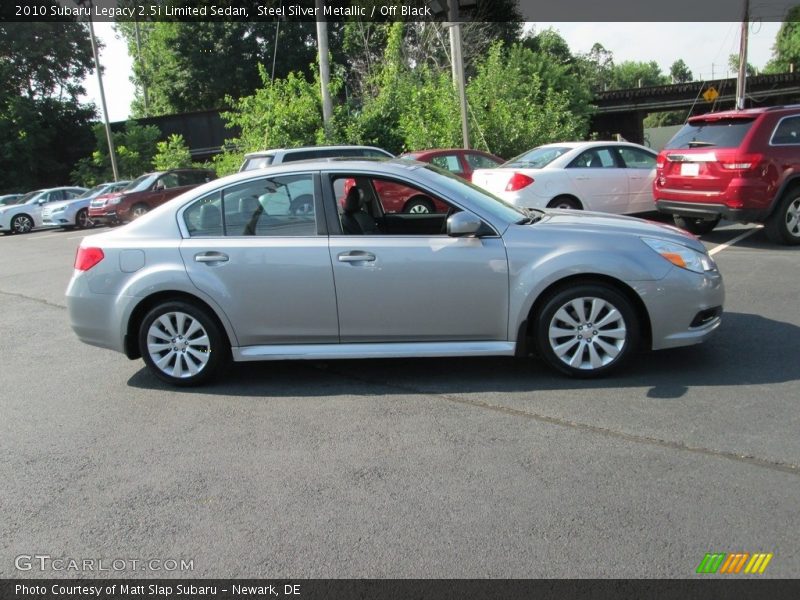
401,148,504,181
0,194,23,206
471,141,658,215
0,187,88,234
88,169,215,225
351,148,506,214
654,105,800,244
42,181,130,230
239,145,394,172
67,159,724,386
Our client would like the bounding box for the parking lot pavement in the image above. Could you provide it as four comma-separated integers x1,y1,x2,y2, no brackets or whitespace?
0,224,798,578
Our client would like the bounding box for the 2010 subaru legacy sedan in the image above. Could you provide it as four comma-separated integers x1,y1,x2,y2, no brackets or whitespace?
66,159,724,386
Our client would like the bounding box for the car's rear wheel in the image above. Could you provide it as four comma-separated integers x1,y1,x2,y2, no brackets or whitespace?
534,284,639,378
765,191,800,245
547,196,582,210
139,301,229,386
76,208,93,229
11,214,34,234
131,203,150,219
673,215,720,236
404,197,434,214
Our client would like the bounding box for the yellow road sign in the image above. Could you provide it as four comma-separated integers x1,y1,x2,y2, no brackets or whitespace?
703,86,719,102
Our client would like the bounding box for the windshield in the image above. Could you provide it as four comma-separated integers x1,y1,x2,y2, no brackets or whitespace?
502,146,570,169
81,184,108,198
22,190,45,204
666,119,755,149
422,164,525,223
124,173,158,193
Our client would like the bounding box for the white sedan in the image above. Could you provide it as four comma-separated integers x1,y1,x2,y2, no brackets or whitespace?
471,141,658,215
0,187,87,234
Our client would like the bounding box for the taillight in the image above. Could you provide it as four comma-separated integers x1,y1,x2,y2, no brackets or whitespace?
74,247,104,271
718,153,763,171
506,173,535,191
656,161,664,170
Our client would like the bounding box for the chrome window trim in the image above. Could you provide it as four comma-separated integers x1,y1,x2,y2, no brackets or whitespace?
768,114,800,146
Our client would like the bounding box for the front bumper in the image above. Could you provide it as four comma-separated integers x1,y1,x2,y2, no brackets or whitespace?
635,265,725,351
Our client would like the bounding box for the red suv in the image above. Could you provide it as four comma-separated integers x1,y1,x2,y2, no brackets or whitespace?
654,105,800,244
89,168,216,225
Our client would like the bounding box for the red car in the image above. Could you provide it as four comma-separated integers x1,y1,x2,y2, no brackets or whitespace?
89,168,215,225
353,148,503,214
654,105,800,244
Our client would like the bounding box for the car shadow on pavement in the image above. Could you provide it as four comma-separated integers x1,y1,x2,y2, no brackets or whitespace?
126,312,798,399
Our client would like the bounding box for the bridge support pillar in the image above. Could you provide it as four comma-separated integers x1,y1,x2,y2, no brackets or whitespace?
590,110,646,145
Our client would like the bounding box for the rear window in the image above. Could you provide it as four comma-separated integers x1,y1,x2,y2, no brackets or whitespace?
665,119,755,149
503,146,570,169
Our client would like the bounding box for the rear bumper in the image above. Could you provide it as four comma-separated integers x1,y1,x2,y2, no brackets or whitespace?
656,200,767,223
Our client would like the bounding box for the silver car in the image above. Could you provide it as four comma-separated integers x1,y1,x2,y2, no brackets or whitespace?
67,159,724,386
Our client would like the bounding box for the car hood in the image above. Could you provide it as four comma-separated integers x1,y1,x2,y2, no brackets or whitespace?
529,209,706,252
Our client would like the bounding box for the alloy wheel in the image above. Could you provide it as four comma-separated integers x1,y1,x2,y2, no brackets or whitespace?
146,311,211,379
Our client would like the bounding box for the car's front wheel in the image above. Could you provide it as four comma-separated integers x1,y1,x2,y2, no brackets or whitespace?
76,208,93,229
765,191,800,245
534,283,639,378
138,300,229,386
131,203,150,219
673,215,720,236
10,214,34,234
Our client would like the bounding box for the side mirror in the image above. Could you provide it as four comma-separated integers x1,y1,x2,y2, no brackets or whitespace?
37,198,47,205
447,211,482,237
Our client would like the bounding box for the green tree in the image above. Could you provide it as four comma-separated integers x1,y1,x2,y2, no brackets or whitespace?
574,43,615,93
670,59,693,83
71,122,161,186
152,134,193,171
728,54,757,77
765,6,800,73
0,18,96,192
608,61,669,89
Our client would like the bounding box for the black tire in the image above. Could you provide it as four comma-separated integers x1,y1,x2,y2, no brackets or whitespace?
547,196,582,210
404,196,435,214
10,214,34,234
131,203,150,219
764,192,800,245
138,300,229,387
533,283,639,378
673,214,720,236
76,208,93,229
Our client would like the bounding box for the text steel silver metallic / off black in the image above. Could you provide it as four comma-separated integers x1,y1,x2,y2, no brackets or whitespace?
67,159,724,386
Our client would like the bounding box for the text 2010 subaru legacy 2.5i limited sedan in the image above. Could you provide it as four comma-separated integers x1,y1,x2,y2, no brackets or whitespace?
66,159,724,386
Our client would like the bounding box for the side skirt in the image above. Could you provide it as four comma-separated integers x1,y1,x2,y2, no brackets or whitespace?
232,341,516,362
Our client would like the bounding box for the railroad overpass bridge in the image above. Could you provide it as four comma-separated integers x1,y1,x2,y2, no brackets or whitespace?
113,72,800,159
591,72,800,144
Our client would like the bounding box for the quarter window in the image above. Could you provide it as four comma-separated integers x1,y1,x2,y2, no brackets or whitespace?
184,174,317,237
771,116,800,145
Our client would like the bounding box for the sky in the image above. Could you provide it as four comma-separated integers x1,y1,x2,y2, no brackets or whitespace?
80,21,784,123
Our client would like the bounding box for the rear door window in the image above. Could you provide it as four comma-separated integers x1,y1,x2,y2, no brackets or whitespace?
666,119,755,149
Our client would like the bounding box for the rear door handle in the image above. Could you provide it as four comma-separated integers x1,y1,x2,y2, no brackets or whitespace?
195,251,229,264
338,251,376,263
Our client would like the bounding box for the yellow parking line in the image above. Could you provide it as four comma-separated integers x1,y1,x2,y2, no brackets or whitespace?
708,225,763,256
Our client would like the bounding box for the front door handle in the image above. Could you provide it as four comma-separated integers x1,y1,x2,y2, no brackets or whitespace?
338,251,376,263
195,251,229,264
575,176,589,181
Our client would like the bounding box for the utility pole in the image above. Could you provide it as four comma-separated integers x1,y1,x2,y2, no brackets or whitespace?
736,0,750,110
448,0,469,148
78,0,119,181
315,0,333,136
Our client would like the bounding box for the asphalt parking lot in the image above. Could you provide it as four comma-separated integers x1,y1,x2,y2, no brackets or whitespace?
1,220,798,578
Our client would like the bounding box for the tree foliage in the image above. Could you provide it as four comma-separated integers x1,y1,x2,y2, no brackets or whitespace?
71,122,161,186
153,134,193,171
765,6,800,74
608,61,669,89
670,59,693,83
0,20,96,192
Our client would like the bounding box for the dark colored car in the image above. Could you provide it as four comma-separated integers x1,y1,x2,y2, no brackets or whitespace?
357,148,505,214
89,169,216,225
654,105,800,244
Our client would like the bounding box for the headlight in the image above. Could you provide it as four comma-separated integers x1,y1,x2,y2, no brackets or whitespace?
641,237,717,274
108,197,123,205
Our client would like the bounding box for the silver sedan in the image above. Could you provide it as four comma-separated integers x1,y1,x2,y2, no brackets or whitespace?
67,159,724,386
